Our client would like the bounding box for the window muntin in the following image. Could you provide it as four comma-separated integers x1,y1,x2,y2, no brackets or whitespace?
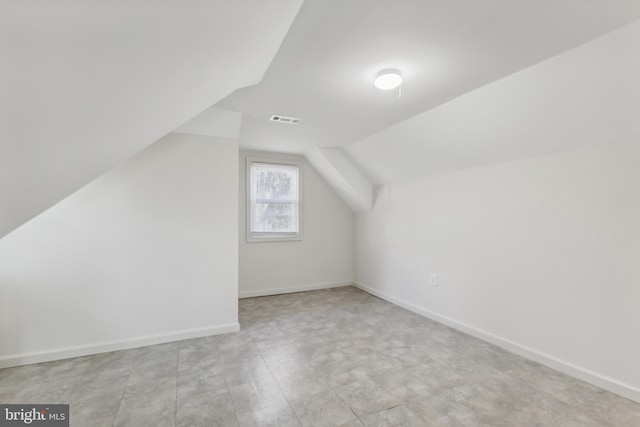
248,159,301,241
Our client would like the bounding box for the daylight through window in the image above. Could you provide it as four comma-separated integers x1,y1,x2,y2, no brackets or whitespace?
248,160,301,241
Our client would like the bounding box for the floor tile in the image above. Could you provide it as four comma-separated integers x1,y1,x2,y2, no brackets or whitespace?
236,401,301,427
113,378,177,427
361,405,424,427
1,287,638,427
335,378,402,418
229,381,288,413
178,365,228,397
289,390,358,427
370,368,432,402
176,391,237,427
406,387,479,426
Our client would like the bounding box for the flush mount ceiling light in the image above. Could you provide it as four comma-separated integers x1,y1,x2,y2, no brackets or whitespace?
374,69,402,91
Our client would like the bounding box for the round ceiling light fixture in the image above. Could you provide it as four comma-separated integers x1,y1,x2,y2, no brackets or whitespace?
374,69,402,90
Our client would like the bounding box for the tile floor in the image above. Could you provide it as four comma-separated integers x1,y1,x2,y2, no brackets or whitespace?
1,286,639,426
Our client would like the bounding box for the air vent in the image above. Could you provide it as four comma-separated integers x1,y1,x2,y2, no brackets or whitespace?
270,115,301,125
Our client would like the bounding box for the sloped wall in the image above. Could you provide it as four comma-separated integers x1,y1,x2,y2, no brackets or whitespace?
0,0,302,238
0,133,239,367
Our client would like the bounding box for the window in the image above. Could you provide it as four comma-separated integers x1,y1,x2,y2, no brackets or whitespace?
247,157,302,242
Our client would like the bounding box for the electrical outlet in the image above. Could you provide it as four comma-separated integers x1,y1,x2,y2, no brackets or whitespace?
430,273,438,287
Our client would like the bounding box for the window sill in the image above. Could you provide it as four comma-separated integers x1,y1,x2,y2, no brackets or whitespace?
247,234,303,243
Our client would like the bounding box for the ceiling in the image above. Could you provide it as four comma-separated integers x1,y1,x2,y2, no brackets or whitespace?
3,0,640,230
0,0,302,238
346,19,640,184
176,107,242,140
217,0,640,154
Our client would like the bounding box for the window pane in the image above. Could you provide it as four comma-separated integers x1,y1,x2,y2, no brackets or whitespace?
253,163,297,202
248,160,300,238
252,203,298,233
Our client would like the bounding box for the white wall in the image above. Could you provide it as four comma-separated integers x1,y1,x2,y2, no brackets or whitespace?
239,150,354,297
355,141,640,402
0,0,301,238
0,133,239,367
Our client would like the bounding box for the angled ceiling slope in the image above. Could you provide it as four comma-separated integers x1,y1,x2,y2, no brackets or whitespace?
219,0,640,154
0,0,302,238
307,148,372,212
346,18,640,184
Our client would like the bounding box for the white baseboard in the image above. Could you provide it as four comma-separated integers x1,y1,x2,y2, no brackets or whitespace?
239,281,352,298
0,322,239,369
354,282,640,404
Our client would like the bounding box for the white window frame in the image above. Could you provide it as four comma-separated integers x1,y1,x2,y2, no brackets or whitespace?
246,156,303,243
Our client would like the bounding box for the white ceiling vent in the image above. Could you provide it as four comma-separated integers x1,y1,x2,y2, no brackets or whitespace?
270,115,301,124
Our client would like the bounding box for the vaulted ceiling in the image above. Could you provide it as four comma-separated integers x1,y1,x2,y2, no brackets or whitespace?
3,0,640,232
0,0,302,238
218,0,640,155
347,19,640,184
